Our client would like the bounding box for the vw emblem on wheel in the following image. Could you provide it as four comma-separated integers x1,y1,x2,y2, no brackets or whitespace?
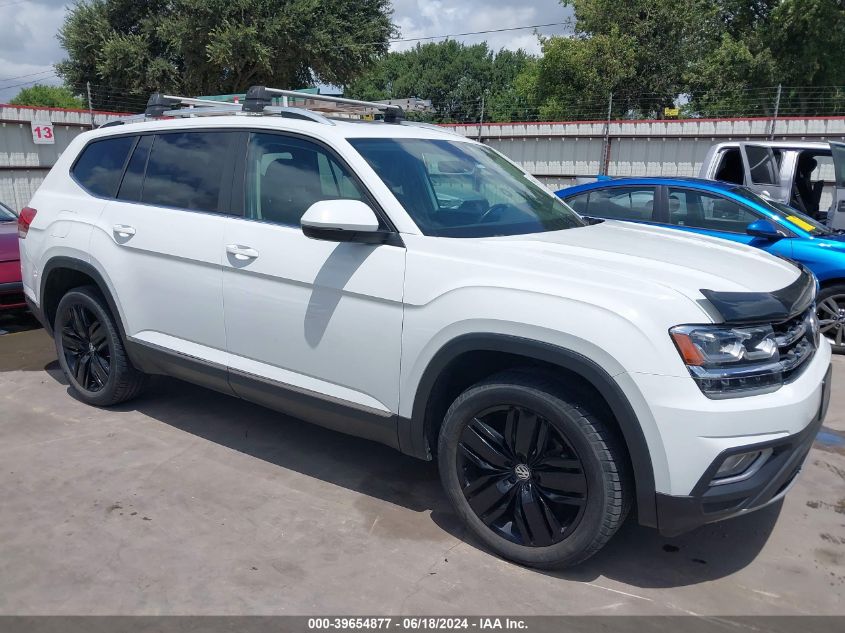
514,464,531,481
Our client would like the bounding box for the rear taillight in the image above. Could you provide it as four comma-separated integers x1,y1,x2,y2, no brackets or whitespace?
18,207,37,239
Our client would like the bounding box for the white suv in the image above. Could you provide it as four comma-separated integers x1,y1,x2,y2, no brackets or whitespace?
18,88,832,568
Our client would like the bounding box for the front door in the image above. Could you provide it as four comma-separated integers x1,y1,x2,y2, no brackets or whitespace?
663,186,794,258
829,141,845,230
738,143,788,202
221,131,406,443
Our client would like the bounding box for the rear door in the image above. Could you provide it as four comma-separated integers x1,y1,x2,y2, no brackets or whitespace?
738,143,789,201
829,141,845,230
564,186,658,224
90,130,239,371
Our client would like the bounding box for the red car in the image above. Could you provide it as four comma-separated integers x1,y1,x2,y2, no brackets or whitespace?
0,201,26,311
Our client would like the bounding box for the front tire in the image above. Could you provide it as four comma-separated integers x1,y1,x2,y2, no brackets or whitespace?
438,371,631,569
817,284,845,354
54,286,147,406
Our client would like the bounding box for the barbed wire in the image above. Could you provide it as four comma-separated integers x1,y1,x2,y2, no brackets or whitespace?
5,78,845,123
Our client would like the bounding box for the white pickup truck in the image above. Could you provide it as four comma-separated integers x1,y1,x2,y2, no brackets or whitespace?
698,140,845,229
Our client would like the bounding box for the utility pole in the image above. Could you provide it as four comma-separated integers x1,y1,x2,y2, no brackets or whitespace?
477,92,486,142
599,92,613,176
769,84,782,140
86,81,95,129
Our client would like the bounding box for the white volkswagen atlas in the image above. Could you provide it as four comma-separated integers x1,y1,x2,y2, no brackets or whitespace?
17,87,832,568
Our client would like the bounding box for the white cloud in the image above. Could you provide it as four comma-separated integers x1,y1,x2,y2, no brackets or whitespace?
389,0,571,54
0,1,573,103
0,0,66,102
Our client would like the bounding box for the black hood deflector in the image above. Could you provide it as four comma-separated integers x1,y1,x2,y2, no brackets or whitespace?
701,266,816,324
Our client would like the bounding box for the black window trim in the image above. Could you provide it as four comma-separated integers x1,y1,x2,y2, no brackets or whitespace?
68,126,403,239
71,128,241,219
69,132,138,200
232,128,401,236
116,133,152,203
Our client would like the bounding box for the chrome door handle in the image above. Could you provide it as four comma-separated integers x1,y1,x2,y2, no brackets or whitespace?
113,224,136,238
225,244,259,260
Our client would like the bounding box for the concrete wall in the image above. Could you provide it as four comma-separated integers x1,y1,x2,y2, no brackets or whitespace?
441,116,845,192
0,104,128,211
3,107,845,212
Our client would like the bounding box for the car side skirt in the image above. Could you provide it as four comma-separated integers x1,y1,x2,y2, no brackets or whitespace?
126,339,402,452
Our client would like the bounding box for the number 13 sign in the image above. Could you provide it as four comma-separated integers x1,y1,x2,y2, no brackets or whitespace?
31,121,55,145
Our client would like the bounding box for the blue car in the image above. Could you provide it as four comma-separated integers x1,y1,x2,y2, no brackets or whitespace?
556,177,845,353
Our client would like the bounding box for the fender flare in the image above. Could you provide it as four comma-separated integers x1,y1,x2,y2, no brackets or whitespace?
402,333,658,527
39,256,126,341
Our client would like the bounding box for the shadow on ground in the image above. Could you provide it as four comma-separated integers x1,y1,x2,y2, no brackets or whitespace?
7,327,781,589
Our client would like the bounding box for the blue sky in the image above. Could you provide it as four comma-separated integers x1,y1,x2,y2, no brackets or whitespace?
0,0,572,103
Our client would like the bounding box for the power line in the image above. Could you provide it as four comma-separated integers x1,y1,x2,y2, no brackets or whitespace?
388,21,574,44
0,73,59,91
0,69,55,83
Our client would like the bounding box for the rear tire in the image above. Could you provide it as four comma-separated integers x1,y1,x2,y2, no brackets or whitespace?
438,370,631,569
817,284,845,354
54,286,147,406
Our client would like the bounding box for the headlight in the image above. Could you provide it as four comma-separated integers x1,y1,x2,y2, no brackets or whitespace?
670,324,779,366
670,324,783,397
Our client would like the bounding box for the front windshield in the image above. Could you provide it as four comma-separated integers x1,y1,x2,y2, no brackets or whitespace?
0,204,16,222
732,187,833,236
348,138,585,237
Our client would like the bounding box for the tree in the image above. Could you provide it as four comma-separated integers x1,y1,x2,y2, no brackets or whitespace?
56,0,394,110
9,84,86,109
563,0,719,116
346,40,535,123
686,0,845,116
513,30,636,121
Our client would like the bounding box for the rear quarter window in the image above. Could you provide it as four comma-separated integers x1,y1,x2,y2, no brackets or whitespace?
71,136,136,197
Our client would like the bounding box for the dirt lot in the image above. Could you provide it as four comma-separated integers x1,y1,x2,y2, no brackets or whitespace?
1,313,844,616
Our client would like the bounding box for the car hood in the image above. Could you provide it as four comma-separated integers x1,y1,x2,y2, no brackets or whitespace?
483,219,801,304
0,222,19,263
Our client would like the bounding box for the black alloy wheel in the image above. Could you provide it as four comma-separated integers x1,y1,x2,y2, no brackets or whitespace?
54,286,147,406
438,371,631,569
60,303,111,392
456,404,587,547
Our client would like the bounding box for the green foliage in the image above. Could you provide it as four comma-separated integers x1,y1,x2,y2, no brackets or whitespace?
516,29,636,120
9,84,86,109
346,40,535,123
563,0,720,116
687,0,845,116
56,0,394,110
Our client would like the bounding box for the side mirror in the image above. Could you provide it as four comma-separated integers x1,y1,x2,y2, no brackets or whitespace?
301,200,390,244
746,218,784,240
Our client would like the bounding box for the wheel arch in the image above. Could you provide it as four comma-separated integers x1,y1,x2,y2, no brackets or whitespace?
39,256,126,342
818,277,845,290
401,333,658,527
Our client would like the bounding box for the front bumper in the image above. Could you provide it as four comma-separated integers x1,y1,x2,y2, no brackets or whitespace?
655,363,832,536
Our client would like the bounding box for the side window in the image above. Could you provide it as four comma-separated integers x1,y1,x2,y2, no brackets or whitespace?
745,145,778,185
245,132,365,227
72,136,135,197
666,188,758,233
585,187,656,221
141,132,235,213
565,192,590,215
714,148,744,184
117,135,152,201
